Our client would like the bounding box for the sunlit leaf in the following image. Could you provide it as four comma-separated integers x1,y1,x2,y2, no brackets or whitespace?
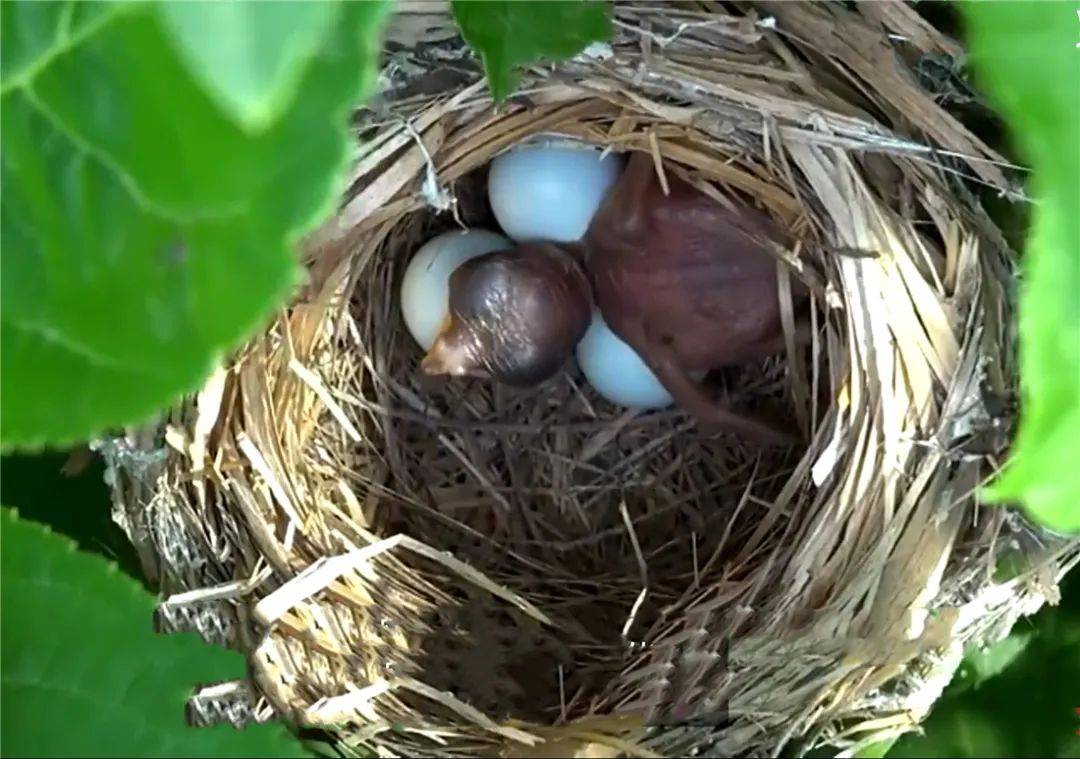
0,0,390,449
951,631,1034,694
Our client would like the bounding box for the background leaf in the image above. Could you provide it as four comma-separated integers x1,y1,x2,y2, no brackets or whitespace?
962,1,1080,532
888,570,1080,758
0,0,390,449
0,508,308,757
854,739,896,758
948,630,1033,694
451,0,611,101
0,449,143,582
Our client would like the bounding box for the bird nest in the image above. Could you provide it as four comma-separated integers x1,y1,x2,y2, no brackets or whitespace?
103,3,1079,758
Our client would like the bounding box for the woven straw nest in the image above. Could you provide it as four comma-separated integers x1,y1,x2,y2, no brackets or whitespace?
103,3,1080,758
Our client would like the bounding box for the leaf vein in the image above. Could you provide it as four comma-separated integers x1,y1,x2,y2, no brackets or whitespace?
0,2,135,97
2,316,176,381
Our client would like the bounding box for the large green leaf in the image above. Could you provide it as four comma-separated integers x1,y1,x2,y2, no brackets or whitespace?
0,508,307,757
159,1,338,132
0,1,69,83
0,0,390,449
451,0,612,101
962,2,1080,532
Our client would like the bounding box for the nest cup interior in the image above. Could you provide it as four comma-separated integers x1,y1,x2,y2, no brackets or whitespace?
340,120,827,723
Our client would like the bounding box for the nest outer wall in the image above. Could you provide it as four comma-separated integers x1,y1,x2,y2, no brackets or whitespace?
103,3,1080,757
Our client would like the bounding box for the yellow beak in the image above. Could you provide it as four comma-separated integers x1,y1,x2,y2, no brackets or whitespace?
420,313,459,376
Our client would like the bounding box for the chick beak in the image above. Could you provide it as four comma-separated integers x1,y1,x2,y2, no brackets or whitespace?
421,314,473,377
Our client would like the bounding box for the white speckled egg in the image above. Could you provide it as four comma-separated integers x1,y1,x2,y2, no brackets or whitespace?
488,137,623,243
400,229,510,350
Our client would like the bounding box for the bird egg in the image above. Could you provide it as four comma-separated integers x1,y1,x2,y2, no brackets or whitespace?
576,311,676,409
488,137,623,243
577,312,708,409
400,229,510,350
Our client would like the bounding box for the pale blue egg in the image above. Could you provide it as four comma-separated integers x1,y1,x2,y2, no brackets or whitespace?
576,311,676,409
488,139,623,243
400,229,510,350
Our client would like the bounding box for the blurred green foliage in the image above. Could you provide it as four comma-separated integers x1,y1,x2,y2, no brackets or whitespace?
962,1,1080,533
159,2,340,131
888,569,1080,758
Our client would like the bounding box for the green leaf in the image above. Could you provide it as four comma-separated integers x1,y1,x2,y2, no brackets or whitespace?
0,508,307,757
889,570,1080,758
889,705,1010,758
0,1,68,84
451,0,612,101
0,0,390,449
961,1,1080,533
159,1,338,132
854,739,896,758
991,548,1032,583
951,631,1034,694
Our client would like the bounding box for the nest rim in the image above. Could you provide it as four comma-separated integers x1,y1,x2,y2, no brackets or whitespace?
103,4,1080,759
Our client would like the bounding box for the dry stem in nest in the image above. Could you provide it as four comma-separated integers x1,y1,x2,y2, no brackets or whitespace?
105,3,1079,758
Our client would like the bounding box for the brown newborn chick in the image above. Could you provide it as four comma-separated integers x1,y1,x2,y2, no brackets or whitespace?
422,242,592,387
584,152,804,444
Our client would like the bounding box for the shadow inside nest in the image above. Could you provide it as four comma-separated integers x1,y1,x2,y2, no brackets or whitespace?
338,166,825,725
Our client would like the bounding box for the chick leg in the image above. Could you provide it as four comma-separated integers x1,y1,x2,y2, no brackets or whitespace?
632,326,803,446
